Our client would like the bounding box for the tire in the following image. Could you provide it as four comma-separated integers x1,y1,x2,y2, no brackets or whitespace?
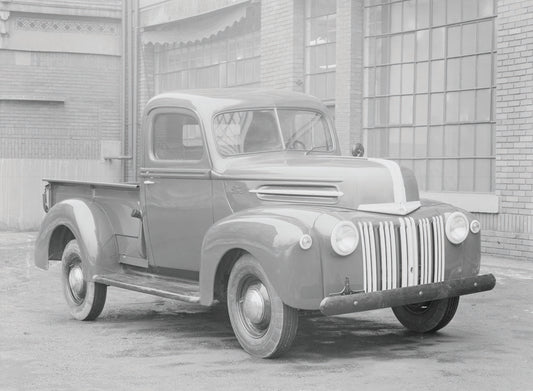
392,297,460,333
61,239,107,321
227,254,298,358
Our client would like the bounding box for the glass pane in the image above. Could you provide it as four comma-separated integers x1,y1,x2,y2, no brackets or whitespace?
476,89,491,121
416,62,429,93
414,127,428,157
462,23,476,55
327,14,337,42
415,94,429,125
402,63,414,94
391,35,402,63
447,0,461,24
363,98,372,127
389,128,401,157
389,96,401,124
376,97,388,125
308,0,336,17
460,124,476,156
428,126,444,156
391,2,402,33
403,0,416,31
364,68,374,97
378,65,390,95
326,42,336,71
390,64,401,94
448,26,461,58
477,54,492,88
447,58,460,90
403,33,415,62
376,36,389,65
443,159,458,191
477,20,493,52
414,159,427,190
458,159,475,191
446,92,460,123
475,159,492,191
364,38,373,66
432,0,446,26
401,95,414,124
460,90,476,122
463,0,478,20
431,60,444,91
461,56,476,89
479,0,494,17
400,127,414,157
309,73,327,99
428,159,443,191
430,93,444,124
307,16,328,46
431,27,445,59
326,72,336,99
416,30,429,61
417,0,430,29
476,124,493,156
444,125,459,156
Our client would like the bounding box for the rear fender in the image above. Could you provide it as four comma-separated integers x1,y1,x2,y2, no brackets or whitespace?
34,199,120,280
199,208,324,310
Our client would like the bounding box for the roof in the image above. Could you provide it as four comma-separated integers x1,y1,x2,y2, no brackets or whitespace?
144,88,327,116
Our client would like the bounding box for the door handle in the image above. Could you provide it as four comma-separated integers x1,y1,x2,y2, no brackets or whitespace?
143,180,155,185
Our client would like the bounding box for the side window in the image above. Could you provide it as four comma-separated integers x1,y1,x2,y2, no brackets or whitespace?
152,112,204,161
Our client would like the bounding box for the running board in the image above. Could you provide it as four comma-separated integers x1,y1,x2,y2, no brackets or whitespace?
94,271,200,303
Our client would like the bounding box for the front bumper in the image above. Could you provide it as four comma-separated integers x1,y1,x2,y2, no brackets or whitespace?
320,273,496,316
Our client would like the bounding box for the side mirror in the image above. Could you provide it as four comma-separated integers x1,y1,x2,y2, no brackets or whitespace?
351,143,365,157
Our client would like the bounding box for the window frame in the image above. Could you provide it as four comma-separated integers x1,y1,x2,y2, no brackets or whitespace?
147,107,211,169
211,106,338,158
362,0,497,194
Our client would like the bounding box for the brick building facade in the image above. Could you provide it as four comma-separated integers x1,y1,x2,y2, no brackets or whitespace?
0,0,531,260
132,0,532,260
0,0,123,229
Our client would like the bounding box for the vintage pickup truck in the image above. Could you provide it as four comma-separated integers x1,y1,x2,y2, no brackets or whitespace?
35,89,495,358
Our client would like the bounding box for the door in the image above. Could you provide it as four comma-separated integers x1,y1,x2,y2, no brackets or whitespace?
141,107,213,276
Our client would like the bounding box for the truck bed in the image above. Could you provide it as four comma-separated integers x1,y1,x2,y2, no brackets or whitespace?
44,179,143,260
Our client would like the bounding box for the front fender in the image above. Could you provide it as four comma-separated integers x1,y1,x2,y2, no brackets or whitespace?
34,199,120,280
199,207,324,310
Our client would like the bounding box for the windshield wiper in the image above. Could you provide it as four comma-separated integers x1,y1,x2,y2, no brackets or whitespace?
305,145,329,155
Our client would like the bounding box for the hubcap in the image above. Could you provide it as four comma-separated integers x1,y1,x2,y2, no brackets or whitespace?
68,264,86,303
239,281,271,336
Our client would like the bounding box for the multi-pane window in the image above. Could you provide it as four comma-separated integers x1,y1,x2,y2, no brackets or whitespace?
364,0,496,193
154,30,260,92
305,0,337,102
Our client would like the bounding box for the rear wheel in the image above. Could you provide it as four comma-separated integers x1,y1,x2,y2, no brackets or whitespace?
392,297,460,333
227,254,298,358
61,240,107,321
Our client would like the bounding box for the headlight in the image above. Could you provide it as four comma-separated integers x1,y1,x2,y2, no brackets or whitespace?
445,212,469,245
331,221,359,256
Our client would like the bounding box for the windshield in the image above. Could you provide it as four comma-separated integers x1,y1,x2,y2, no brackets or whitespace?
213,109,335,156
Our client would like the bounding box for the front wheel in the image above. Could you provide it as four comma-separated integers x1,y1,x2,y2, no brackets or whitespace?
227,254,298,358
392,297,460,333
61,239,107,321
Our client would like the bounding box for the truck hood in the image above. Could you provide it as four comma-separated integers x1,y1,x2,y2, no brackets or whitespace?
216,153,421,215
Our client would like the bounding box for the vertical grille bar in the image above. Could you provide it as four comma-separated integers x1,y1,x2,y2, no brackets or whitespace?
399,218,408,287
359,216,445,293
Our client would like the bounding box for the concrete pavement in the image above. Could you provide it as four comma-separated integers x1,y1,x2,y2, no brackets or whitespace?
1,232,532,390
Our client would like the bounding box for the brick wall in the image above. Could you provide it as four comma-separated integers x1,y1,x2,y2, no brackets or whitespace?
487,0,533,260
335,0,364,156
260,0,305,91
0,51,121,159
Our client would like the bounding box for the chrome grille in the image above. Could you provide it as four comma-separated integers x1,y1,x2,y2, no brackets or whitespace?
359,216,446,293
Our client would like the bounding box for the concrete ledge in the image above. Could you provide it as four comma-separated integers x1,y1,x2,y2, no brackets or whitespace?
421,191,499,213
